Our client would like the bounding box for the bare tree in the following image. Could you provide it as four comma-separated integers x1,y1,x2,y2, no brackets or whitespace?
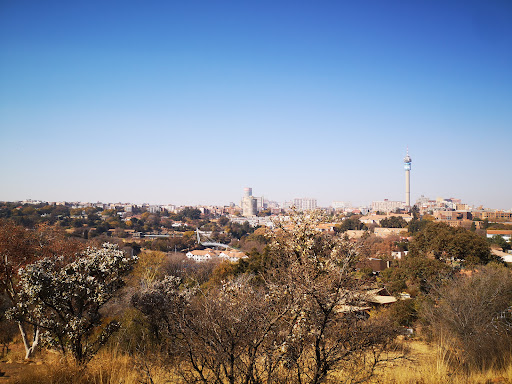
133,274,291,384
133,213,400,383
421,264,512,371
263,213,399,384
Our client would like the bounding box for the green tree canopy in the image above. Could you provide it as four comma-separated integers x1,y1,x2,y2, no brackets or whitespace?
409,222,495,266
380,216,408,228
335,216,366,233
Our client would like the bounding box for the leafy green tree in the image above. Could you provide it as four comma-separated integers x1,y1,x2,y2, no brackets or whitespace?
388,299,417,327
489,234,511,251
380,256,452,295
180,207,201,220
335,216,366,232
409,222,495,266
408,217,427,234
380,216,408,228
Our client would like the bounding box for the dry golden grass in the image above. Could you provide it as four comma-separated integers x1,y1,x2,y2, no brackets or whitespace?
2,347,177,384
373,340,512,384
4,339,512,384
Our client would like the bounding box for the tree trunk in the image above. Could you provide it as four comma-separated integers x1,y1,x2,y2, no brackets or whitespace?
18,322,39,359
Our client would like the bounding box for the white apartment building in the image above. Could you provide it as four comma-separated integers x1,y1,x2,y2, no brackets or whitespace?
332,201,351,210
293,198,317,211
371,200,404,213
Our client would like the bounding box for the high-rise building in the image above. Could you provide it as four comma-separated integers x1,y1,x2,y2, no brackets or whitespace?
372,200,404,213
292,198,317,211
332,201,352,210
241,187,257,216
404,149,412,208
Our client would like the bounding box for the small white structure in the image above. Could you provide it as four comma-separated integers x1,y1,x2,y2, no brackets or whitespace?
186,249,217,262
391,251,408,260
186,248,248,263
487,230,512,242
219,250,248,262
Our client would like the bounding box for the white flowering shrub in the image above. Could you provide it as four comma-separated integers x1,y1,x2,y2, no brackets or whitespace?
8,243,137,363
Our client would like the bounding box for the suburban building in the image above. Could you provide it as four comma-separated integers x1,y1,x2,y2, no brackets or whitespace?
374,228,407,237
186,248,248,262
473,211,512,221
186,249,217,262
487,230,512,242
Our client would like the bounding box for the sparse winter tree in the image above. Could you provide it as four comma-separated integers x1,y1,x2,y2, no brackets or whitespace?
133,213,399,384
421,264,512,371
265,213,399,384
8,243,137,363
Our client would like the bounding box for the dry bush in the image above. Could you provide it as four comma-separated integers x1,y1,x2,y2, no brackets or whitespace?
132,212,401,384
421,264,512,372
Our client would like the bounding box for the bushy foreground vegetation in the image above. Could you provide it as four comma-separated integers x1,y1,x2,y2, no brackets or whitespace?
1,213,512,383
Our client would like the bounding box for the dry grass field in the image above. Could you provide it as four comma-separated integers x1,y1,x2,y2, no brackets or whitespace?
2,339,512,384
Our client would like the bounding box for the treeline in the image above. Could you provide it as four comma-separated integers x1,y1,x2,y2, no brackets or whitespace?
0,202,261,250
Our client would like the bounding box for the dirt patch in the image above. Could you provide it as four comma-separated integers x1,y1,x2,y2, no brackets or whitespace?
0,360,44,383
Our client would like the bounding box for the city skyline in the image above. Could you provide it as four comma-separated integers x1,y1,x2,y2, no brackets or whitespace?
1,1,511,209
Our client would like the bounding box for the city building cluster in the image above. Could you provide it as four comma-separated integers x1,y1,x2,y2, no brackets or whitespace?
15,150,511,234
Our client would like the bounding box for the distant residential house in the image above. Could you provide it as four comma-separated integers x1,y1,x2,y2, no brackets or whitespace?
391,251,408,260
344,230,366,239
186,249,217,262
218,250,248,262
336,287,397,316
361,214,413,226
186,249,248,263
356,258,390,273
487,230,512,242
172,222,189,228
492,249,512,263
365,288,397,306
373,228,407,237
315,223,336,232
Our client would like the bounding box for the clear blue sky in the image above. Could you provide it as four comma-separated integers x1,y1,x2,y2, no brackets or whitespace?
1,0,511,209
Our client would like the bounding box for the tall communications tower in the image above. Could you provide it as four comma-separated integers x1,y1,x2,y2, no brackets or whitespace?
404,149,412,208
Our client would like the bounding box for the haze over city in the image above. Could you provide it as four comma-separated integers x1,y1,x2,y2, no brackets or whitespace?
1,1,511,209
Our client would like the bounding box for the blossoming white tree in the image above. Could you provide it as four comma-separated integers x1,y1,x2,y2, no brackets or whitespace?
0,220,83,359
8,243,137,363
